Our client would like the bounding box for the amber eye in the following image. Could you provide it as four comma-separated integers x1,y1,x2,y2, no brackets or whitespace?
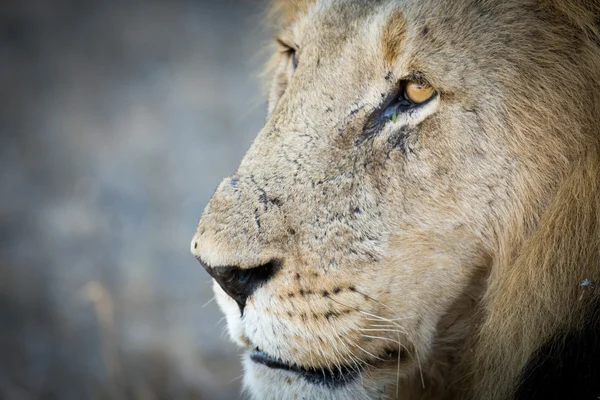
404,82,435,104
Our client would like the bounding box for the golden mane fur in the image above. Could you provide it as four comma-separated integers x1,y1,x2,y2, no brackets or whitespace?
462,150,600,399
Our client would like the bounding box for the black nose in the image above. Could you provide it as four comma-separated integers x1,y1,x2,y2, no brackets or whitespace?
198,259,280,314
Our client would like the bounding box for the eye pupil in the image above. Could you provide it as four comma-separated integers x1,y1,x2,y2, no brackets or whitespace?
291,51,298,69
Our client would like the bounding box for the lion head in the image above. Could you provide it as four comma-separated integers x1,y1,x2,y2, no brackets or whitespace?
191,0,600,398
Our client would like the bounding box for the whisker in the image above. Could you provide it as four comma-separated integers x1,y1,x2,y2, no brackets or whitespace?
202,295,216,308
365,315,410,322
347,291,426,390
355,344,387,362
227,373,245,385
417,348,425,389
326,326,365,382
360,334,410,352
364,322,408,327
332,331,369,373
359,328,406,333
216,316,227,327
328,331,349,381
326,294,425,389
396,343,402,400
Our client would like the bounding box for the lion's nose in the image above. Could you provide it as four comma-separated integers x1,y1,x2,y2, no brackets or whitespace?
196,259,280,314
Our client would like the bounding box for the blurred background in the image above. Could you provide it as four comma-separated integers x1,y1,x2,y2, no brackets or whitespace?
0,0,271,398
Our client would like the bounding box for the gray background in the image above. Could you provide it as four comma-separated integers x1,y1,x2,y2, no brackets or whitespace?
0,1,270,398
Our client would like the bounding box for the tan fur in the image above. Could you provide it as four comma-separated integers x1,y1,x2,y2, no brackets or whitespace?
269,0,313,28
381,10,407,65
192,1,600,399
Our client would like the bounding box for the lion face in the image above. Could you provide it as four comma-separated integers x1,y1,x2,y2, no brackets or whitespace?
191,0,598,398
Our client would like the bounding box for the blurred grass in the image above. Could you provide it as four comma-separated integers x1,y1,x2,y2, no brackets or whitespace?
0,0,269,398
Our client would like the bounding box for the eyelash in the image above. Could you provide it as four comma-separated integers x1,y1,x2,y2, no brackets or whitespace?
276,38,298,70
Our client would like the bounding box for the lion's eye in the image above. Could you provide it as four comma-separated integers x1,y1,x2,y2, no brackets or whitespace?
382,79,437,123
276,37,298,71
268,38,299,114
405,82,435,104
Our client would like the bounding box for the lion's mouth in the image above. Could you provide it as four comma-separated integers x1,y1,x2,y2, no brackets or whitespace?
250,347,401,387
250,348,359,387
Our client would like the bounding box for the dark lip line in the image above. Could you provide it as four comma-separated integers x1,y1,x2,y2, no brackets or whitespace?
249,348,400,388
250,348,359,387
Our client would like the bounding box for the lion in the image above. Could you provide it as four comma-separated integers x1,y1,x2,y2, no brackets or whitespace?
190,0,600,398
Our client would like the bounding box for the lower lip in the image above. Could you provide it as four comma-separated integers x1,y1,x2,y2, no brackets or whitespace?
249,348,360,387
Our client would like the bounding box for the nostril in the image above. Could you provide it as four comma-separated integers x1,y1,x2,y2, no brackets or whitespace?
199,260,281,314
